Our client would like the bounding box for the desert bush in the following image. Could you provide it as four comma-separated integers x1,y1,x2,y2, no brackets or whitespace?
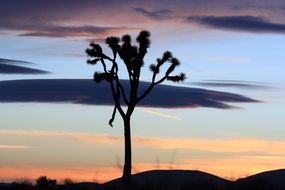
11,179,33,190
63,178,74,185
36,176,49,187
36,176,57,188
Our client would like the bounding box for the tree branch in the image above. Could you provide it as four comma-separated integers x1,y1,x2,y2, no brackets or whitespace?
137,72,168,103
100,57,108,74
101,54,132,102
136,82,154,103
111,53,129,106
116,79,129,105
154,76,167,85
109,105,117,127
110,80,125,118
137,71,157,103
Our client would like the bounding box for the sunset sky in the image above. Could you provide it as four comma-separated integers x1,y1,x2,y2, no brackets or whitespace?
0,0,285,183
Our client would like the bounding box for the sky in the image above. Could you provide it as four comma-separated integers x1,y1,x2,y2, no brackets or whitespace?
0,0,285,183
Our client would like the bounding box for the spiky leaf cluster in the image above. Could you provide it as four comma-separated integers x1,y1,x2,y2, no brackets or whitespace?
105,36,120,54
86,43,102,58
167,73,186,82
136,31,150,48
94,72,113,83
149,64,159,74
87,58,100,65
148,51,184,83
119,34,139,70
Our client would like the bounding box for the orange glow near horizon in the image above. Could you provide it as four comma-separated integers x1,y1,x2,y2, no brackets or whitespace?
0,166,121,183
1,156,284,183
1,129,285,155
1,129,285,183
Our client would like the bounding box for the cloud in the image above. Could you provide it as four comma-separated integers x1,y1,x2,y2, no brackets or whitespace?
0,79,259,109
134,137,285,156
231,4,285,12
18,25,138,38
187,15,285,34
0,58,32,65
0,21,138,38
0,145,31,149
0,64,50,74
0,129,122,145
189,80,272,90
0,58,50,74
133,8,172,20
1,129,284,156
140,108,180,120
1,1,285,37
0,1,139,38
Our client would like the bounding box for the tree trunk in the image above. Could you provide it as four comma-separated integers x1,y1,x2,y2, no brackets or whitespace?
121,117,132,186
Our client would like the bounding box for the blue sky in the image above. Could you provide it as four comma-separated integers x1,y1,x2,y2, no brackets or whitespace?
0,0,284,182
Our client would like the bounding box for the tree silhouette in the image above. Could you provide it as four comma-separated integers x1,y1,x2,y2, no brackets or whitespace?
86,30,186,185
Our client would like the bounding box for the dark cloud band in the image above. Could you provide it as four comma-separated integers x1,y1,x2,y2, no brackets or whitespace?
0,64,49,74
19,25,137,38
0,21,138,38
1,1,285,37
0,79,259,109
0,58,49,74
0,58,32,65
0,0,139,37
189,80,272,90
187,16,285,34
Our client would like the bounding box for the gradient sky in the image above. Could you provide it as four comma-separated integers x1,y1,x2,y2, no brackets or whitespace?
0,0,285,183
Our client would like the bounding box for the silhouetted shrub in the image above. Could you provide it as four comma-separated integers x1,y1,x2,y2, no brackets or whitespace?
63,178,74,185
36,176,56,189
48,179,56,186
36,176,49,187
11,179,33,190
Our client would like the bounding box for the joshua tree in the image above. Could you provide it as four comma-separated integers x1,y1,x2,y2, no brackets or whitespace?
86,30,186,185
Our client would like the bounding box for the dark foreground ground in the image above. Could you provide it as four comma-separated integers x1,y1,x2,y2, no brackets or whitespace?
1,169,284,190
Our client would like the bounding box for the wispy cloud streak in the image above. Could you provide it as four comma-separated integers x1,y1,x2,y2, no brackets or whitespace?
0,58,49,74
140,108,180,120
0,145,31,149
187,16,285,34
0,21,138,38
18,24,138,38
190,80,272,90
1,129,284,156
0,58,32,65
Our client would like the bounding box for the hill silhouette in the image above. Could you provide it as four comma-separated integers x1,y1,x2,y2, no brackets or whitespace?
235,169,285,190
103,170,232,190
0,169,284,190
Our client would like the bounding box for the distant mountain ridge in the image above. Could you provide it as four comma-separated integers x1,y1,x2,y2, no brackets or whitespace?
236,169,285,190
0,169,284,190
103,169,285,190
